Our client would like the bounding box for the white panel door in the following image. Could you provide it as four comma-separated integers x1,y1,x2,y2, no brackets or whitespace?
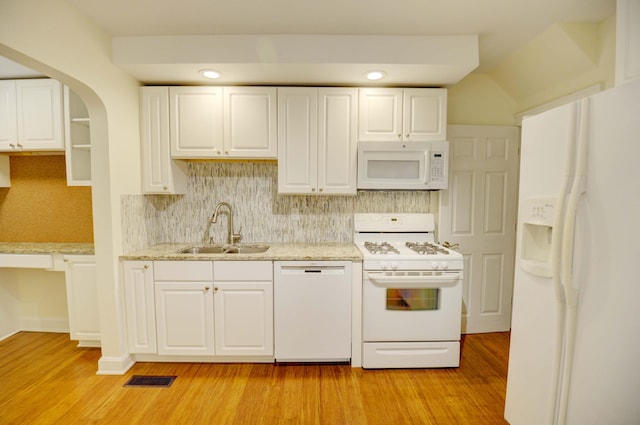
170,86,223,158
0,80,17,150
224,87,277,158
123,261,157,354
358,88,403,141
317,88,358,194
403,88,448,141
140,87,188,194
16,79,63,150
155,282,214,355
277,87,318,194
213,282,273,356
64,255,99,344
439,125,520,333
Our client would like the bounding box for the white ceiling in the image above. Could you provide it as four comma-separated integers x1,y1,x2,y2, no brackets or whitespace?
1,0,615,86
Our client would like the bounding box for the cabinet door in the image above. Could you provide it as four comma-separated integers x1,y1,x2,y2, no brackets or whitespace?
155,282,214,355
224,87,277,158
318,88,358,194
140,87,187,194
403,88,448,141
170,86,223,158
277,87,318,194
358,88,403,141
214,281,273,356
0,80,18,150
64,255,100,345
16,79,64,150
123,261,157,354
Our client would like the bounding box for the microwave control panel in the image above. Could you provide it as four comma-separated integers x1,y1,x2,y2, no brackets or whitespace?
429,152,447,184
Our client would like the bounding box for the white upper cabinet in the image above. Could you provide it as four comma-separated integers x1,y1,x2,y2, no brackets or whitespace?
140,87,188,194
170,86,224,158
0,79,64,152
169,86,277,159
359,88,447,142
224,87,277,158
278,87,357,195
0,81,18,150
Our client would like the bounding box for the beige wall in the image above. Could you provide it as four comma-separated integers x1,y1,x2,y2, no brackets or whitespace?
448,73,517,126
448,17,616,125
488,17,616,114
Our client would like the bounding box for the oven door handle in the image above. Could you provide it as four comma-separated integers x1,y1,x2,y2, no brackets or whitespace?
367,271,461,289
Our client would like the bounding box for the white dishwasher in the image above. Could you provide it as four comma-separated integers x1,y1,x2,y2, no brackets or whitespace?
274,261,352,362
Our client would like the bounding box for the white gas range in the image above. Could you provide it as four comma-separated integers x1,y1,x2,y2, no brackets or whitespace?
354,213,464,369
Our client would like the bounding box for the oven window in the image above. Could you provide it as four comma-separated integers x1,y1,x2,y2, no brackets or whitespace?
386,288,439,311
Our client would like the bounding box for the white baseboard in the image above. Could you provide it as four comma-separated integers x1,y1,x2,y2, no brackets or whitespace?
76,340,102,348
0,330,20,342
20,317,69,333
97,353,135,375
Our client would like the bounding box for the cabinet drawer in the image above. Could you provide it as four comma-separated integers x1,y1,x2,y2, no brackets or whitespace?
154,261,213,281
215,261,273,281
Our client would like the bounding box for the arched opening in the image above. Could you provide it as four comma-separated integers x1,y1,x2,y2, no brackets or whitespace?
0,39,138,374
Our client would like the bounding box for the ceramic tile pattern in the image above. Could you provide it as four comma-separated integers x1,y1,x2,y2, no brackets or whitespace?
121,162,433,252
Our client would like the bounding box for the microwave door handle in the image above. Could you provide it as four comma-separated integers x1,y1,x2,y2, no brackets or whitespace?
423,151,430,184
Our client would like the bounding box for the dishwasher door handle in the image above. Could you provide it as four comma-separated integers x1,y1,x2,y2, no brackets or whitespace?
279,266,346,275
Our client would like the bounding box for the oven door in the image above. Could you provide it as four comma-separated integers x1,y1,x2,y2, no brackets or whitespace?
363,270,462,342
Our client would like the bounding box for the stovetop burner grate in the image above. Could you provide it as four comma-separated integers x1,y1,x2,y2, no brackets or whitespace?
363,242,399,255
405,242,450,255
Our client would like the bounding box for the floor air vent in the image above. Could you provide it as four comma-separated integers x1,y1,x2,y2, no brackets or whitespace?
124,375,176,388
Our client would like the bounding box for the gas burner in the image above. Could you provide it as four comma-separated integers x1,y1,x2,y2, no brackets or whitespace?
364,242,399,255
405,242,450,255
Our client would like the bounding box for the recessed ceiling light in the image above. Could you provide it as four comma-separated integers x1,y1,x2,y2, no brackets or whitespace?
365,71,386,81
200,69,222,79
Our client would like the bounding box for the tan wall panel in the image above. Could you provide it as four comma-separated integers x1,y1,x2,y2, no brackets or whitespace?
0,156,93,242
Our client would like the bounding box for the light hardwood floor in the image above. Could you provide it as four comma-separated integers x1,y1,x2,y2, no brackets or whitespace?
0,332,510,424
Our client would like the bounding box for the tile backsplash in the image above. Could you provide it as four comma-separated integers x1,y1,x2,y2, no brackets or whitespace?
121,162,434,252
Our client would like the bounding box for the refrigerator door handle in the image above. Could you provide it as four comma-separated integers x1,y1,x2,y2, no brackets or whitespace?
556,98,589,425
561,98,589,308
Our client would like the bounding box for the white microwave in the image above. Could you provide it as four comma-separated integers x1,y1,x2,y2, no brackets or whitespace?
357,141,449,190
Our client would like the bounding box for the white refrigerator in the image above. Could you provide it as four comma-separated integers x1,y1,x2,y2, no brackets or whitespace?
504,79,640,425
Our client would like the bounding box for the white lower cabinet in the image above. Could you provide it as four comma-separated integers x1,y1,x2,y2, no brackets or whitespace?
153,261,214,356
123,260,274,358
155,281,215,355
123,261,157,354
214,261,274,356
64,255,100,346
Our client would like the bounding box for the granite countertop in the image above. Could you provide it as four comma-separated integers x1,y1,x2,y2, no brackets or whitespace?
120,242,363,262
0,242,95,255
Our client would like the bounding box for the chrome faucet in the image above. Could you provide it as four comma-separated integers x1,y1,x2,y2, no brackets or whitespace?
209,201,242,245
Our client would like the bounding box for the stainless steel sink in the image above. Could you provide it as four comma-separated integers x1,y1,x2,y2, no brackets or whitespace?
178,244,269,254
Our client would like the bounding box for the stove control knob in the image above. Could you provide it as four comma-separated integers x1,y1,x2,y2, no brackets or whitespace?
431,262,440,270
380,263,388,271
390,262,398,270
440,262,449,270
